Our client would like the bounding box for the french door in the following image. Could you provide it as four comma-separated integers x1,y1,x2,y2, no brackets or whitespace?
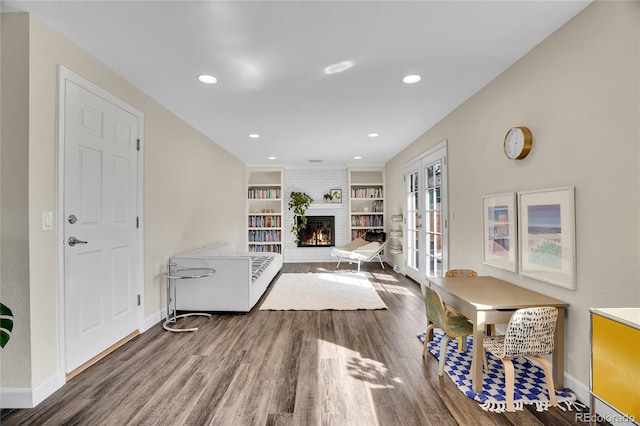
404,141,448,284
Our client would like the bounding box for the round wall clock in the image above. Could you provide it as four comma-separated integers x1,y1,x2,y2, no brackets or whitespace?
503,126,532,160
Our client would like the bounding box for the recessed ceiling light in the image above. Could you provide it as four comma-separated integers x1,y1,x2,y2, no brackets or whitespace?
402,74,421,84
368,133,379,138
198,74,217,84
354,156,362,160
308,159,323,163
324,61,354,74
268,156,276,160
248,134,260,139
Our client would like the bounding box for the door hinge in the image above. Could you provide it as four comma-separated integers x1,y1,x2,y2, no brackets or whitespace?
137,294,141,306
137,139,140,151
136,217,139,228
444,219,448,229
443,156,447,166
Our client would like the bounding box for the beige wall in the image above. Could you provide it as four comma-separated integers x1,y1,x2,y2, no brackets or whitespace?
386,1,640,392
2,13,246,394
1,13,32,389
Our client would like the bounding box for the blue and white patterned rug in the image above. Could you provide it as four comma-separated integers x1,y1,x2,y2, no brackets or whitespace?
417,329,584,413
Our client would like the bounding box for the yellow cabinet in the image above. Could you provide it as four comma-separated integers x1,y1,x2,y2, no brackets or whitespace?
590,308,640,421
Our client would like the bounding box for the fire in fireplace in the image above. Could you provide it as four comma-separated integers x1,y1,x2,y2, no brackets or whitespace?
297,216,335,247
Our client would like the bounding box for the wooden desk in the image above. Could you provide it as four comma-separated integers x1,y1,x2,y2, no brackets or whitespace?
427,276,568,394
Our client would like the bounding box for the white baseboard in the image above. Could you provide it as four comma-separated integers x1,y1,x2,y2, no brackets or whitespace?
383,258,405,275
143,309,166,332
1,387,34,409
565,372,590,407
1,372,63,409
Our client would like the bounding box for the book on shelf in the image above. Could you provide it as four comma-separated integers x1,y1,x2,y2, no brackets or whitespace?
351,187,383,198
248,188,281,199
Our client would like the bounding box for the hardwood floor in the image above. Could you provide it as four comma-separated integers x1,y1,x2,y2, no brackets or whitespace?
2,263,601,425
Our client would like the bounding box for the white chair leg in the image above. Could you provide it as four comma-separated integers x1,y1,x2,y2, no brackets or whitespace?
530,355,557,407
336,257,343,268
438,335,451,376
357,260,361,272
377,254,385,269
502,358,515,412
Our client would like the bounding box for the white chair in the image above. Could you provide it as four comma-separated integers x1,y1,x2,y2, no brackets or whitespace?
331,231,386,272
483,307,559,412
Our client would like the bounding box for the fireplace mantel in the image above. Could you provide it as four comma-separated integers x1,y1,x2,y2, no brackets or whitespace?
307,203,342,210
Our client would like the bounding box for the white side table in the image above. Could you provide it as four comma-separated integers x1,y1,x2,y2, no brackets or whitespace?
164,263,215,332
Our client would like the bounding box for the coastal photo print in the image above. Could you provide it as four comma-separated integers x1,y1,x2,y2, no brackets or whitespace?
518,187,576,289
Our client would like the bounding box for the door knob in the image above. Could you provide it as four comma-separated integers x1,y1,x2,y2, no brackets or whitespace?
68,236,88,246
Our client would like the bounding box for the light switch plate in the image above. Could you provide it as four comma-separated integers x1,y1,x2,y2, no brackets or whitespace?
41,211,53,231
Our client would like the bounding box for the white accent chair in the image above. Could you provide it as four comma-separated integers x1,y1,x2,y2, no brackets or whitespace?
331,231,386,272
483,307,559,412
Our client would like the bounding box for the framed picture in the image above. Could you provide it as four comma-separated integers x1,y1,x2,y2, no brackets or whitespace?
518,186,576,289
482,193,517,272
330,189,342,203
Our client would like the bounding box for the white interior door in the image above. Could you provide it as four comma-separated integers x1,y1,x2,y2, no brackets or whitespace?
62,75,142,373
403,141,449,285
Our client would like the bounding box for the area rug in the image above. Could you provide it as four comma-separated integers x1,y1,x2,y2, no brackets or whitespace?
260,272,387,311
417,329,584,413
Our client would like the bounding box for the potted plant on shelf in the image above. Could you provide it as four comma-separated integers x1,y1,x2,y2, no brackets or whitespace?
323,189,342,203
288,191,313,244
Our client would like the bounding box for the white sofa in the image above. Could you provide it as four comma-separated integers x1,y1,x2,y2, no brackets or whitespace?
169,241,283,312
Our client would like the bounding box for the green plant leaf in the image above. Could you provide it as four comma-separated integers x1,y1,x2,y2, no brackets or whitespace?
0,303,12,316
0,330,10,348
1,302,14,348
288,192,313,245
1,318,13,333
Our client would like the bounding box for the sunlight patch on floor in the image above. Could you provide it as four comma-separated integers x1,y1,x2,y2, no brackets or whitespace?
318,272,375,288
317,339,403,390
346,357,403,389
368,273,400,283
374,284,417,296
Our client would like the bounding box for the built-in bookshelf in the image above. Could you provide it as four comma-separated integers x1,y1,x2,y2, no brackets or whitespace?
246,168,283,254
348,167,385,240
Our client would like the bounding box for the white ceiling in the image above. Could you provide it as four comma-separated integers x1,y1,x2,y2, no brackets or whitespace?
1,0,591,167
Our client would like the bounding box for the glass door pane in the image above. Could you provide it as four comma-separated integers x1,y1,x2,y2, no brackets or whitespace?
424,161,443,278
406,168,420,274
